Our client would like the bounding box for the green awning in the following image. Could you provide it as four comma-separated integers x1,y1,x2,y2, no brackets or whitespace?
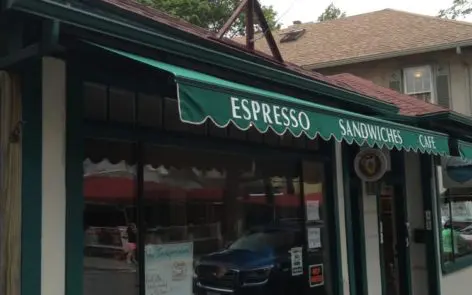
458,140,472,160
94,44,450,156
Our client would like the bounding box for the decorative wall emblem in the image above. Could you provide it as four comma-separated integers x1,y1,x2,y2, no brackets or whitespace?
354,149,388,182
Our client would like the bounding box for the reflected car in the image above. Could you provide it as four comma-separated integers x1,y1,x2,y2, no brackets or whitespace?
193,223,304,295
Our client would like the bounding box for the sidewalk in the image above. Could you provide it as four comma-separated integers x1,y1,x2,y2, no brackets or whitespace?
84,256,136,272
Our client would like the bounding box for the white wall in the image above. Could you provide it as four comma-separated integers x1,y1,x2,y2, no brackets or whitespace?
404,152,429,295
363,183,383,295
335,142,350,294
41,57,67,295
317,50,472,117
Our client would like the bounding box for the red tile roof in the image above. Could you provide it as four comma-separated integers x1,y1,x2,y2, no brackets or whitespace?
329,73,448,116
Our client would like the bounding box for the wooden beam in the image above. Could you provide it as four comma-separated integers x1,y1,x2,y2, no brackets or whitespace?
216,0,247,39
0,43,64,69
41,19,60,52
0,43,40,68
254,1,283,62
246,0,255,51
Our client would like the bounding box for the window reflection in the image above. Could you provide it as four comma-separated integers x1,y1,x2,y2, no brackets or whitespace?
83,140,138,295
440,199,472,262
81,140,331,295
142,145,328,295
438,156,472,264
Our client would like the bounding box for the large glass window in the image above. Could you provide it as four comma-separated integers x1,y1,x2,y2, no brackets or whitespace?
82,139,331,295
83,139,138,295
437,157,472,265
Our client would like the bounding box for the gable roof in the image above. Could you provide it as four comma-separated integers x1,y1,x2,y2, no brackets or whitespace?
241,9,472,69
329,73,447,116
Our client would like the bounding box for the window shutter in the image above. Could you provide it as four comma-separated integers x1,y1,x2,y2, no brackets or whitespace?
435,64,451,108
389,70,403,92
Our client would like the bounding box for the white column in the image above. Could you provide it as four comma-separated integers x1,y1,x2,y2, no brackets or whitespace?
41,57,66,295
362,181,383,295
334,142,350,294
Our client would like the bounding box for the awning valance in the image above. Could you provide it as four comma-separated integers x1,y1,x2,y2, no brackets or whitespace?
458,140,472,160
94,44,450,156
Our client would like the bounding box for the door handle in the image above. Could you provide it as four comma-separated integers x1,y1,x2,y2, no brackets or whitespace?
405,222,410,248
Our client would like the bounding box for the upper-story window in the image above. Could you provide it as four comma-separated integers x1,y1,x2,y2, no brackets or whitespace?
403,66,434,102
389,64,450,108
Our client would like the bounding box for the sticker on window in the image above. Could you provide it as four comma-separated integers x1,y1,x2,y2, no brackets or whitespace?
309,264,324,287
290,247,303,276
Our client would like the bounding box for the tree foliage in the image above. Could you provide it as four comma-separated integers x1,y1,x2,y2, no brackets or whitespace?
138,0,281,37
439,0,472,19
317,2,346,22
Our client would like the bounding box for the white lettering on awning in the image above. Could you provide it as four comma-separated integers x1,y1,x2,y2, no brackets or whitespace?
419,135,436,150
230,97,310,131
339,119,404,144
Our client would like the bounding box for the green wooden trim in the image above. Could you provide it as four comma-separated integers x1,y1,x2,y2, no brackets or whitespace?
83,122,330,162
420,154,441,295
418,112,472,128
391,151,412,295
342,144,367,295
435,157,449,276
376,184,387,295
434,156,472,276
11,0,400,115
324,141,344,295
20,60,42,295
0,43,40,68
341,144,356,295
65,59,84,295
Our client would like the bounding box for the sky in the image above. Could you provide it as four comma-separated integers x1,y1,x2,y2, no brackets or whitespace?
260,0,472,27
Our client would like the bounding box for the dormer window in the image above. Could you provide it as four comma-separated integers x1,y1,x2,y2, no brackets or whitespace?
280,29,306,43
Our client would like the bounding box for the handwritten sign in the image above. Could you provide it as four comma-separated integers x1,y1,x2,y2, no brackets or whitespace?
145,242,193,295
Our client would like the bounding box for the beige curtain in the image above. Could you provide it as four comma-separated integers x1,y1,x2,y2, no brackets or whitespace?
0,71,22,295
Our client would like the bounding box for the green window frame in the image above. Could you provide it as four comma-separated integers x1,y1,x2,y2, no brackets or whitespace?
435,156,472,274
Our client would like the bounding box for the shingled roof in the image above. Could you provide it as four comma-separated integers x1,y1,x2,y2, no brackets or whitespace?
95,0,450,117
240,9,472,68
97,0,389,97
329,73,448,116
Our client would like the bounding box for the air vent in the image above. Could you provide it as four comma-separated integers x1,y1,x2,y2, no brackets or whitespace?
280,29,306,43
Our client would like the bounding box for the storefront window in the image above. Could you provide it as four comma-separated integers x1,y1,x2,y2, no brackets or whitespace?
437,157,472,264
82,139,331,295
83,139,138,295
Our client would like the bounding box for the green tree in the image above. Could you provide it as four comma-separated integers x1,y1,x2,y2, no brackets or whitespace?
439,0,472,19
138,0,281,37
317,2,346,22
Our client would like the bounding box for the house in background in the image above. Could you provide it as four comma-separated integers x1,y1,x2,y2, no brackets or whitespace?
248,9,472,115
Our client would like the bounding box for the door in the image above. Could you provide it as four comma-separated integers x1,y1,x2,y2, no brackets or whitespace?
378,181,412,295
379,186,399,295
